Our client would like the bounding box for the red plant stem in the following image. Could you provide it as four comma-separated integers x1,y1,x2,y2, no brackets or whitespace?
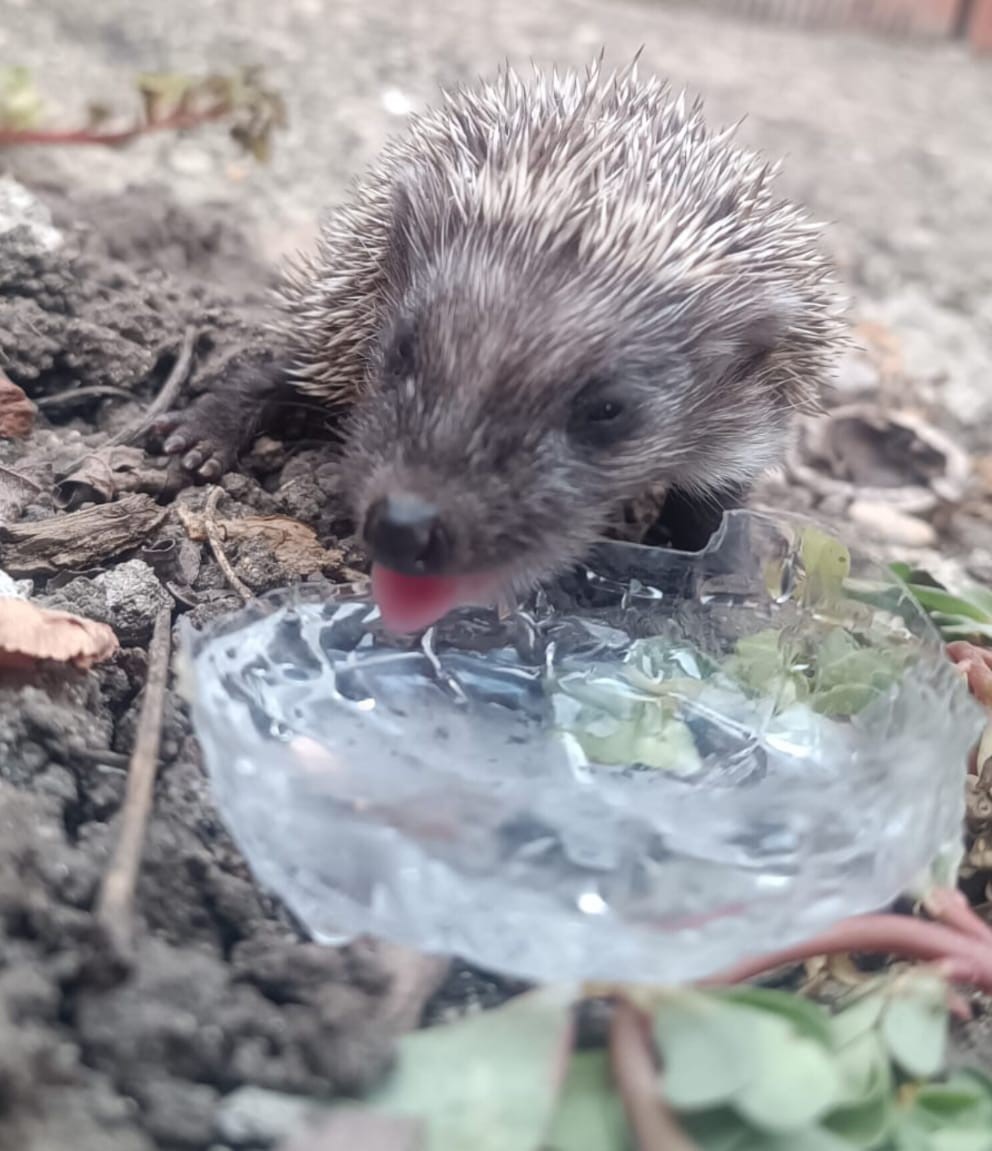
698,913,992,991
610,998,701,1151
0,104,230,148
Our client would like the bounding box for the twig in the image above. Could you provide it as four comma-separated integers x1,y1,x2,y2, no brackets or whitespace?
37,385,138,408
106,325,198,447
96,604,172,961
0,104,231,148
609,997,700,1151
203,486,252,602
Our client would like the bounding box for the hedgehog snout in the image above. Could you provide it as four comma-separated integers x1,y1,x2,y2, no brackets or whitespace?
363,492,454,576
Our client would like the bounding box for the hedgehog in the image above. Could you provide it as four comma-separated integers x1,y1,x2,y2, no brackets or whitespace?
156,56,843,632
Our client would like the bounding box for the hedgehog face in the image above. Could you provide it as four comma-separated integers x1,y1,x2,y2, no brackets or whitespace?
340,249,794,633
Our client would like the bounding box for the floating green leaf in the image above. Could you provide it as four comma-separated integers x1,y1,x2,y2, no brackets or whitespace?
362,985,575,1151
799,526,852,606
543,1051,629,1151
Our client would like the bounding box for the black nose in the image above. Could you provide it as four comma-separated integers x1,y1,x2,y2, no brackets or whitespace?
363,494,451,575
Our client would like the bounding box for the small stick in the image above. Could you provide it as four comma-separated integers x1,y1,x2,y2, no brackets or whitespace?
0,104,231,149
96,604,172,960
37,385,139,408
106,325,198,448
609,997,700,1151
203,486,253,602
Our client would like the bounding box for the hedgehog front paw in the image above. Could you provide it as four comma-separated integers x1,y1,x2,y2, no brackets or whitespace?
149,401,242,482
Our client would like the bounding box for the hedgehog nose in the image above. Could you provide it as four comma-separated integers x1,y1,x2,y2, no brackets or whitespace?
363,494,452,575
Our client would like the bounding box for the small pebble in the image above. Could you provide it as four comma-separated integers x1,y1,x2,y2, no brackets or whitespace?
848,500,937,548
216,1086,327,1147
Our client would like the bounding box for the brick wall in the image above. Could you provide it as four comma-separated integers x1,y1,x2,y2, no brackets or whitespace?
970,0,992,48
663,0,989,47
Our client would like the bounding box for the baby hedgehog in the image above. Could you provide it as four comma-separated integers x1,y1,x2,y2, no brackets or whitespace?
158,57,842,632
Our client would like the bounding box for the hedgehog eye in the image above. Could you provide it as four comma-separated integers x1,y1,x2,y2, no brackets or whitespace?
568,384,633,448
585,400,624,423
385,326,416,380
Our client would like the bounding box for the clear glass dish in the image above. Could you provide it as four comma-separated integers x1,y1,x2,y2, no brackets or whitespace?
181,511,980,984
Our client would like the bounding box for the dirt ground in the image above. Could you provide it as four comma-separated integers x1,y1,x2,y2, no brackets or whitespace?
1,2,992,1149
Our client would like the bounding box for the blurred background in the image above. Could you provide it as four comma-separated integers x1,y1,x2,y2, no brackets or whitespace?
3,0,991,422
2,0,990,470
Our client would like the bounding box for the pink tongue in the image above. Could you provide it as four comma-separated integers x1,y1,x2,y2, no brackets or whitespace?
372,565,486,633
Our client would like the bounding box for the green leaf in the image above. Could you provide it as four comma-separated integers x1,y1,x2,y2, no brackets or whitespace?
543,1051,629,1151
715,987,833,1047
735,1128,856,1151
733,1014,842,1133
901,585,992,626
909,1071,992,1130
829,990,886,1051
811,682,885,717
930,1132,992,1151
824,1032,894,1148
363,985,575,1151
680,1109,753,1151
656,991,841,1132
654,992,757,1110
799,526,852,606
0,66,43,130
880,976,948,1081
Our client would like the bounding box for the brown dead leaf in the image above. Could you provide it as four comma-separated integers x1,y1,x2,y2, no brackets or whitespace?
0,597,118,670
177,506,353,578
55,444,165,509
0,462,44,523
0,493,167,576
0,372,36,439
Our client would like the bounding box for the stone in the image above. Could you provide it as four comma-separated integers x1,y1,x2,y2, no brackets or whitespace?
848,500,938,549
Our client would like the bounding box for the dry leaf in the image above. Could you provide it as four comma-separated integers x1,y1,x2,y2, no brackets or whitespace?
0,597,118,670
0,462,44,522
0,372,36,439
178,506,354,578
55,444,156,508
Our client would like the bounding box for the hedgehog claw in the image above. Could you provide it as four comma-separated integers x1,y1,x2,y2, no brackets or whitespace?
147,402,240,482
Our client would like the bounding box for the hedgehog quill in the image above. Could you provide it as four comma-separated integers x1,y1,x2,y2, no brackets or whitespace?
156,58,843,633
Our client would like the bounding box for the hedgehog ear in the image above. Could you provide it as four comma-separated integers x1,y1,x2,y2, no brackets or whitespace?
717,288,804,379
